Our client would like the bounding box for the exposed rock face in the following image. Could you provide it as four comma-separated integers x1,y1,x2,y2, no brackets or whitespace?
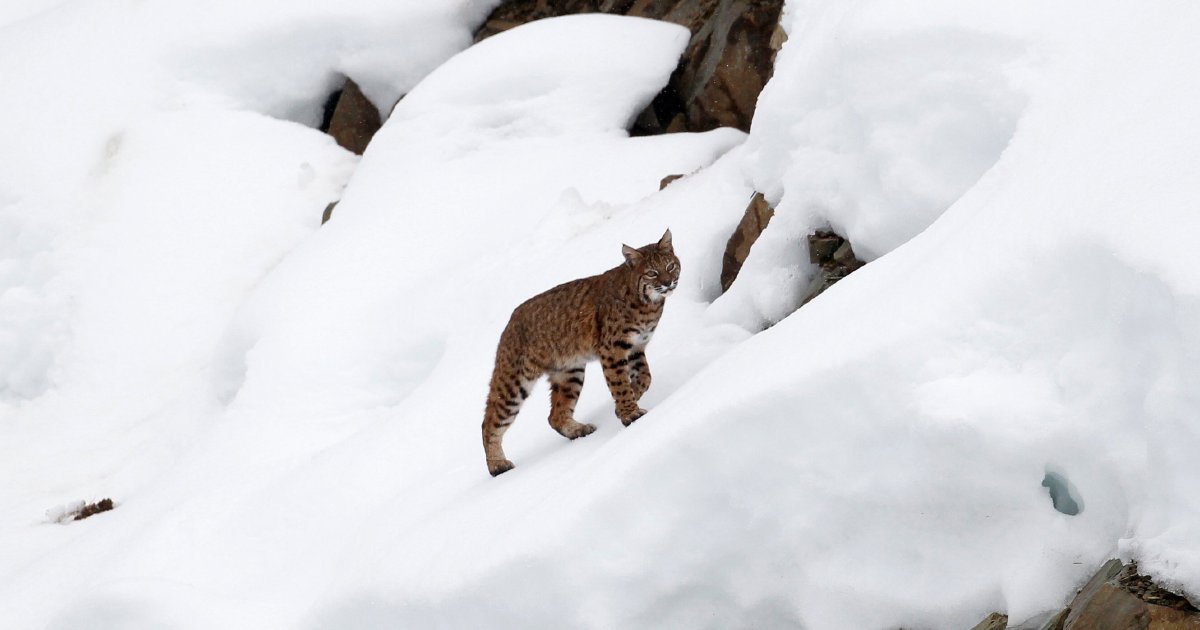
1062,560,1200,629
1004,559,1200,630
322,201,338,224
800,230,865,305
47,498,115,523
659,173,685,189
321,78,382,155
719,191,773,292
474,0,784,133
972,612,1010,630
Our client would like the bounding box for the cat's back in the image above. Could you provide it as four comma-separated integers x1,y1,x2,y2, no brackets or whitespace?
511,271,605,319
502,271,610,356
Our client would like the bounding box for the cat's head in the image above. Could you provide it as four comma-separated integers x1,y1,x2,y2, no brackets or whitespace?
622,229,680,302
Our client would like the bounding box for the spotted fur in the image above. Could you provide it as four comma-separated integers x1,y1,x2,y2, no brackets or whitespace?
482,229,680,476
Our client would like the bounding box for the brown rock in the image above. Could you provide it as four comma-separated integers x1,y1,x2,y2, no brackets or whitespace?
664,113,688,133
322,201,338,224
971,612,1009,630
324,78,382,155
74,498,114,521
807,233,840,265
720,191,773,292
800,230,865,305
1040,608,1071,630
832,240,865,271
1068,582,1156,629
659,173,685,189
674,0,783,132
1046,609,1075,628
1064,560,1200,630
769,20,787,52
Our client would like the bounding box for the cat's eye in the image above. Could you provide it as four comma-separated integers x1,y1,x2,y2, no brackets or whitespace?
667,263,677,272
645,270,658,278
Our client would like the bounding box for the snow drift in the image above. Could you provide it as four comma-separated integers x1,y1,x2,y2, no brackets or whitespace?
3,1,1200,629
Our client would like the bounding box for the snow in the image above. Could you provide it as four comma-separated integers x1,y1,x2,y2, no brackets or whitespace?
4,1,1200,629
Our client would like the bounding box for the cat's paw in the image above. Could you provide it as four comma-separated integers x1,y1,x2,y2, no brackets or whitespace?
488,459,515,477
565,423,596,439
619,407,647,426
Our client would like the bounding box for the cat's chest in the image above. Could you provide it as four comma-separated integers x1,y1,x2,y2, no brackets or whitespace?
624,312,660,346
629,326,656,346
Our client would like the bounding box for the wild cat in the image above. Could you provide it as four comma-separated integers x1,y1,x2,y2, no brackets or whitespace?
482,230,680,476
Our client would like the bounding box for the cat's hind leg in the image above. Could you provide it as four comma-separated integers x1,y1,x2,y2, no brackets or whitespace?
482,366,537,476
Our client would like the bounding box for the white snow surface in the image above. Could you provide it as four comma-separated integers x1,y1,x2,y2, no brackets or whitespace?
3,1,1200,629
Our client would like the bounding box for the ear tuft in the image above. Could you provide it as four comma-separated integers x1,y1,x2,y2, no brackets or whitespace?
622,244,642,266
658,228,673,251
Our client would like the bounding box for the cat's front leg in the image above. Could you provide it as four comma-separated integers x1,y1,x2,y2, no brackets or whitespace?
600,346,646,426
629,348,651,399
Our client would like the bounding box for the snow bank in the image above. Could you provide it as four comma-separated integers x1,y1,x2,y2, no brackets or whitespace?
0,10,750,630
0,1,500,404
716,1,1048,329
5,1,1200,629
446,2,1200,628
216,14,742,416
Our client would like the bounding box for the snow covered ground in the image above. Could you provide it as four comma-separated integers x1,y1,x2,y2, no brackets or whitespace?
3,1,1200,628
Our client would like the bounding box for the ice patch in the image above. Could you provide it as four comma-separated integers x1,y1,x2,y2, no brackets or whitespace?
1042,469,1082,516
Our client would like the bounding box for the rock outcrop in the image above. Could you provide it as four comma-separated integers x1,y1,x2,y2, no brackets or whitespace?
659,173,685,189
972,612,1010,630
800,230,865,305
320,77,382,155
1062,559,1200,629
474,0,785,133
717,194,866,305
987,559,1200,630
719,191,773,292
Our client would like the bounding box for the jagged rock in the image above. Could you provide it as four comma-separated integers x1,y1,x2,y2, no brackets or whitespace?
671,0,783,132
664,112,688,133
473,0,784,133
971,612,1009,630
719,191,773,292
47,498,115,523
800,230,865,305
807,233,840,264
322,78,382,155
322,201,338,224
1063,559,1200,629
659,173,685,189
1041,609,1071,630
75,498,114,520
831,240,864,271
769,19,787,55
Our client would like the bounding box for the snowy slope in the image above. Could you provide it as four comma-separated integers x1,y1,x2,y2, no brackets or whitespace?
4,1,1200,629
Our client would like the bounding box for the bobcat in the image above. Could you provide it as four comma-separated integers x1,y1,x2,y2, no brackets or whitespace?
482,229,680,476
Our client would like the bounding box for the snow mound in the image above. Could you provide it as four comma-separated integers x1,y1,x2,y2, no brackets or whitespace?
5,1,1200,630
715,1,1045,329
217,14,741,416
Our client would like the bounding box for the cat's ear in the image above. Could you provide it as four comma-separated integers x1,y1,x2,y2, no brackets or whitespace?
658,228,673,251
622,244,643,266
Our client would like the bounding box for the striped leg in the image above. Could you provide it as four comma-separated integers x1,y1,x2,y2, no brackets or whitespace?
482,369,535,476
548,366,595,439
629,348,651,399
601,347,647,426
